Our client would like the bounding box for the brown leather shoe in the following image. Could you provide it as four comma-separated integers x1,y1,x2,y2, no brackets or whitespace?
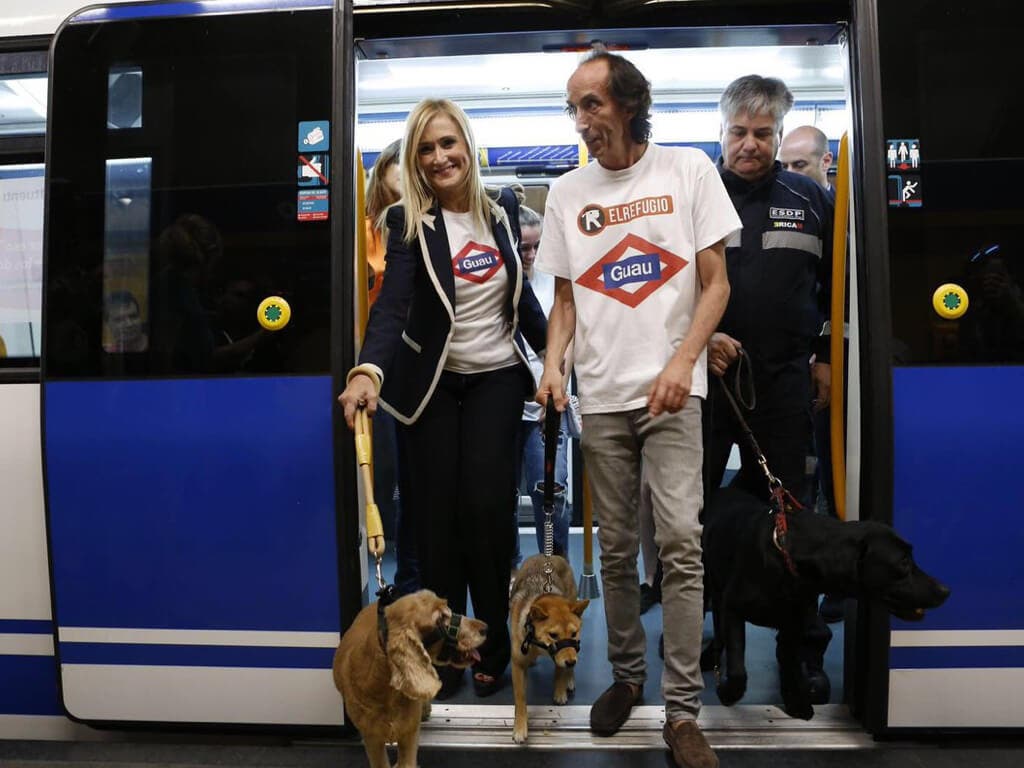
663,719,718,768
589,681,642,735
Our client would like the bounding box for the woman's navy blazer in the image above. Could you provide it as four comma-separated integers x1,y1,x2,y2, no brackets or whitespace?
359,187,547,425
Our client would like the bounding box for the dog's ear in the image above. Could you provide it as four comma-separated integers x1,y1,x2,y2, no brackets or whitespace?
529,603,549,622
387,626,442,700
572,599,590,616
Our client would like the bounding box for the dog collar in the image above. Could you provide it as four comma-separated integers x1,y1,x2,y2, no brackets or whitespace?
422,612,465,663
770,487,801,577
378,606,466,659
521,617,580,658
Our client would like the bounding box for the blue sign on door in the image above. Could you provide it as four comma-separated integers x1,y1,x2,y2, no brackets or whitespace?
299,120,329,152
298,154,329,186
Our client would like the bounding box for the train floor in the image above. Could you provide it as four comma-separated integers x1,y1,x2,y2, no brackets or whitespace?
376,526,846,710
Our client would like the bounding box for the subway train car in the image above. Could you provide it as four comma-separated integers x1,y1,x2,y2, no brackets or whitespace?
0,0,1021,747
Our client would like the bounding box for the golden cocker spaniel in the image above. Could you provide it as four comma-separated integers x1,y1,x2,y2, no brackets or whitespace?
333,589,487,768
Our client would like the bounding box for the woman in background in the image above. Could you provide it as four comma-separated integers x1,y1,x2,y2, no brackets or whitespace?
365,140,401,306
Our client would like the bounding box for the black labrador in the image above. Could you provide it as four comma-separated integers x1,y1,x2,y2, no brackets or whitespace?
702,487,950,720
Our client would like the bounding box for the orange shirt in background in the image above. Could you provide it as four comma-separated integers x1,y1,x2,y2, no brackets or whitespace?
365,217,387,307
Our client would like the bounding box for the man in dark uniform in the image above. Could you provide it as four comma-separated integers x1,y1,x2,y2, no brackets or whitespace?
706,75,835,702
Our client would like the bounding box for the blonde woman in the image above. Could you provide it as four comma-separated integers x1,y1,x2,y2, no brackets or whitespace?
339,99,547,698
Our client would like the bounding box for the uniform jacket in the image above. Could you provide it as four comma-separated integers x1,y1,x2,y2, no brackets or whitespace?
359,187,547,425
718,160,834,413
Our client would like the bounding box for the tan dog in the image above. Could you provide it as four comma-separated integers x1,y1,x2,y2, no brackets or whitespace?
334,590,487,768
510,554,589,743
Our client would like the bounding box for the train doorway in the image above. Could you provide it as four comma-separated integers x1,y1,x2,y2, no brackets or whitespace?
348,1,867,746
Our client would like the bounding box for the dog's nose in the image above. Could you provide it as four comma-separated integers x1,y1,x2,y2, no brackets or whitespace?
564,659,576,668
479,625,487,637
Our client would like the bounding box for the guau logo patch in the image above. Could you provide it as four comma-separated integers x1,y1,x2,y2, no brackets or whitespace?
575,233,688,308
452,241,503,284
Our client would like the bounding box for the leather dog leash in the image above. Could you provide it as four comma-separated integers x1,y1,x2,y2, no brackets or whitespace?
354,405,402,648
716,352,803,577
534,399,565,593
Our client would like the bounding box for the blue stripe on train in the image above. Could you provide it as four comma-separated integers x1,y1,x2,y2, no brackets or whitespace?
891,645,1024,670
892,367,1024,632
0,620,52,634
45,376,340,634
0,656,62,715
59,643,334,669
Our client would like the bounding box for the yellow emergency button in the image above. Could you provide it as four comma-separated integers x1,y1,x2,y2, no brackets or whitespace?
932,283,968,319
257,296,291,330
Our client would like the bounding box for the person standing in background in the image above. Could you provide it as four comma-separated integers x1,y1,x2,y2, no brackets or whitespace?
362,139,419,594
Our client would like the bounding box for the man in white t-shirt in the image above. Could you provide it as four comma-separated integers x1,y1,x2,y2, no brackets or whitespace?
535,51,740,768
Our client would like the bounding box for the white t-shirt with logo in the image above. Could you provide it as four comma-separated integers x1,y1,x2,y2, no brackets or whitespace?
536,144,741,414
443,208,520,374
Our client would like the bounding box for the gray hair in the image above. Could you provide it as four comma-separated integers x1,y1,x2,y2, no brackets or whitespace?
519,205,542,229
719,75,794,132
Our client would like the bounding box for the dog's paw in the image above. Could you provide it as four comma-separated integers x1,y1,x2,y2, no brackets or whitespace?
512,722,528,744
716,674,747,706
420,701,432,722
553,690,569,705
699,642,720,672
782,700,814,720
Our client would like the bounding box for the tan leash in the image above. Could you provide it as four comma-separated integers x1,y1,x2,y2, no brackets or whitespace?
354,406,386,589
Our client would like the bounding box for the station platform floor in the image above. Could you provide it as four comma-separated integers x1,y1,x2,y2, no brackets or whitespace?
0,737,1022,768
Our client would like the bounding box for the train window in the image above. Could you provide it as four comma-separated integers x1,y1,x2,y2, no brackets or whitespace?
0,73,47,136
0,56,47,368
45,10,332,379
882,7,1024,366
107,67,143,130
102,158,152,355
0,163,44,362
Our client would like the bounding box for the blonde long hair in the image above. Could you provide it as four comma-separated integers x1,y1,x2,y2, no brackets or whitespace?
398,98,498,244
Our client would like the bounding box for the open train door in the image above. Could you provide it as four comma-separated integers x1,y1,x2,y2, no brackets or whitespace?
41,0,361,727
852,0,1024,734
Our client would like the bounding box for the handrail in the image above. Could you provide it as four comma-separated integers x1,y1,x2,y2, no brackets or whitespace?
830,133,850,521
356,149,369,341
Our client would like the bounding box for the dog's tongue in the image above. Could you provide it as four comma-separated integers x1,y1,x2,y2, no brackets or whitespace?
470,649,481,663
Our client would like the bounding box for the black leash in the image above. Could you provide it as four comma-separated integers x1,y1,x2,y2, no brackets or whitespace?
716,350,776,490
715,351,802,577
534,399,564,591
375,584,399,650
